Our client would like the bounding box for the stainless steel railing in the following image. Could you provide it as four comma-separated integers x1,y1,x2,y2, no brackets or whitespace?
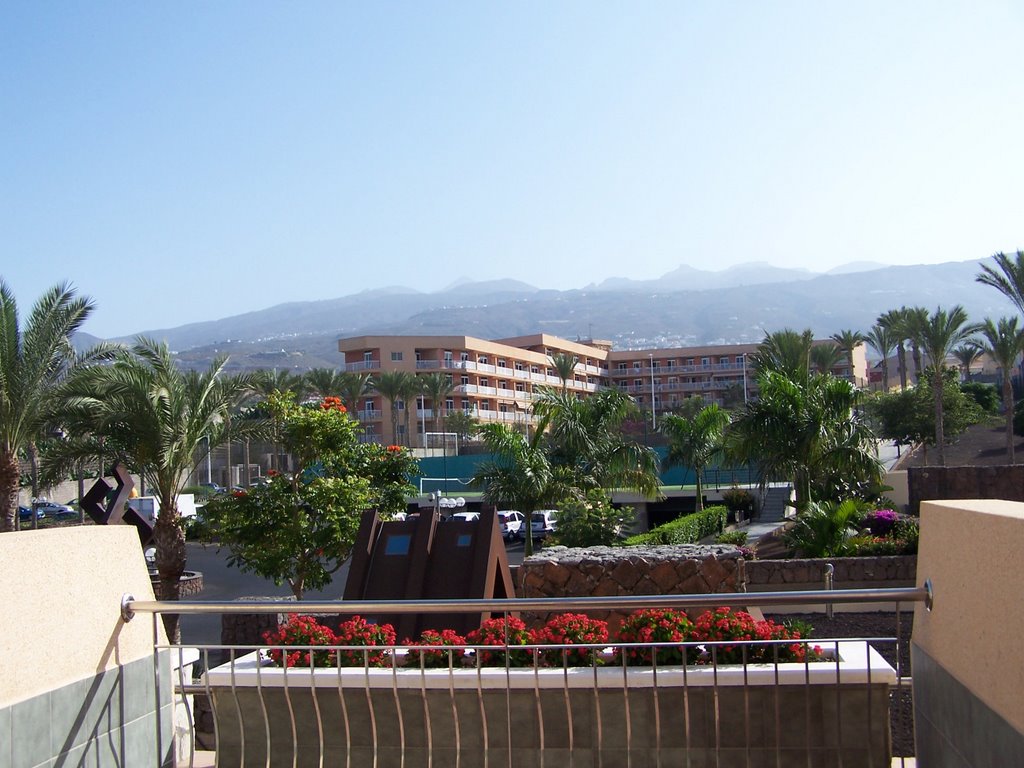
133,587,928,768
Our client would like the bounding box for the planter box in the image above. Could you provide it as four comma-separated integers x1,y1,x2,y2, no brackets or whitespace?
205,644,895,767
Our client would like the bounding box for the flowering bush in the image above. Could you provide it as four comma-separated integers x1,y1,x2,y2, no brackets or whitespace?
692,607,761,664
532,613,609,667
751,618,823,664
863,509,899,537
403,629,467,669
467,616,533,667
614,608,698,666
263,615,337,668
334,615,396,667
320,396,347,412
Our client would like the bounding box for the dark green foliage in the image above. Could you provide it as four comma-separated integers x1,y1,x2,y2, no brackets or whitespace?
549,490,633,548
720,487,756,515
960,381,1000,413
715,530,748,545
783,499,868,558
622,505,727,546
867,370,985,450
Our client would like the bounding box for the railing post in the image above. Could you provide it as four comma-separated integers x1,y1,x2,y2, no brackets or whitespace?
824,563,834,619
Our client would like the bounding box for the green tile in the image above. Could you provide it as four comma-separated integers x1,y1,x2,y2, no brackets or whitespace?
0,706,10,768
10,691,50,768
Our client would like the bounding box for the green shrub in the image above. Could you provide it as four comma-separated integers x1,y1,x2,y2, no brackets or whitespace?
720,488,756,515
960,381,1000,413
550,490,634,548
783,499,868,558
622,505,727,546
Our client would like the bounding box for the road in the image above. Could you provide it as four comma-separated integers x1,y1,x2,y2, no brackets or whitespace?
180,538,529,647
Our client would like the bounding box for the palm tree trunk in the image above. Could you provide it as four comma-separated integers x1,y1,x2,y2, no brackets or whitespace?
694,470,704,512
77,463,86,524
1004,374,1015,463
0,451,19,533
897,346,908,391
153,500,187,643
27,441,40,530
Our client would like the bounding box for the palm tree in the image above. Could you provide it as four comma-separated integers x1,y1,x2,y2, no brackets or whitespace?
904,306,930,384
916,306,981,466
952,343,983,382
750,329,813,382
830,329,865,384
809,343,844,376
374,370,415,445
864,324,896,392
338,371,373,419
726,370,881,510
977,317,1024,462
50,339,262,640
878,309,910,390
661,404,730,511
398,374,423,447
304,367,345,399
532,387,661,498
473,422,554,556
977,250,1024,315
252,368,308,400
549,352,578,391
419,372,455,448
0,281,111,532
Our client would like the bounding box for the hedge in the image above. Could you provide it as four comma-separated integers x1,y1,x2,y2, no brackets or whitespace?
621,505,728,546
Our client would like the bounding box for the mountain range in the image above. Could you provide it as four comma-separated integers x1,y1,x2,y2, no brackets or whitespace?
86,259,1011,371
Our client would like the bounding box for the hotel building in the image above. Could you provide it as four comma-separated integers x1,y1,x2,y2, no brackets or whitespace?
338,333,866,447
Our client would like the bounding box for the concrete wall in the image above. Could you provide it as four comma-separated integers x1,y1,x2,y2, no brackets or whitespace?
908,465,1024,513
884,469,909,511
0,527,172,767
913,500,1024,765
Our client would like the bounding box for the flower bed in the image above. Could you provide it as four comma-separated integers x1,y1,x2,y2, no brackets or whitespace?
205,610,895,766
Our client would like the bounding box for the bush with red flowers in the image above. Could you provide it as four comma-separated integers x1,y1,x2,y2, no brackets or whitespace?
263,615,337,668
403,628,467,669
467,616,533,667
532,613,609,667
334,615,397,667
613,608,699,666
693,607,823,664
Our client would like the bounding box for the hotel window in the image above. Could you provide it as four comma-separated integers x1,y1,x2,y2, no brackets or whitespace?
652,360,660,369
634,379,643,388
634,361,642,369
364,399,374,412
480,377,489,387
445,398,454,410
415,351,421,361
515,383,525,392
461,375,469,385
461,399,470,411
701,357,710,366
499,403,508,412
686,358,694,366
391,351,403,361
443,350,453,363
736,355,744,364
499,379,507,389
363,352,373,363
396,399,405,411
531,366,539,374
460,352,469,362
719,357,728,365
497,358,507,368
617,363,627,371
515,362,524,371
478,356,488,364
397,424,406,436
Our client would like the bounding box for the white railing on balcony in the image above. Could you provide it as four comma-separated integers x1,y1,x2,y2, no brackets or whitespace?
477,385,497,396
345,360,380,372
356,409,383,421
415,360,440,369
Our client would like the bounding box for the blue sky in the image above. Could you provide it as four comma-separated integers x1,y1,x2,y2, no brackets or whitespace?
2,2,1022,338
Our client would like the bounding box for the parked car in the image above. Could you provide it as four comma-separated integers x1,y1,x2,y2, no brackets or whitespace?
199,482,226,494
496,511,525,540
531,510,558,539
34,500,76,518
448,511,480,523
18,505,40,522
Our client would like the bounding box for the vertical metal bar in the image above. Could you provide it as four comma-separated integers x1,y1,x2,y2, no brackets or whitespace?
415,649,434,768
742,646,751,768
363,649,380,768
623,646,634,765
255,648,271,768
651,647,661,768
682,648,692,768
202,648,222,768
866,640,874,768
176,646,196,768
282,654,297,768
336,655,352,768
447,646,461,768
834,640,844,768
152,615,163,768
593,649,603,768
227,648,246,768
311,657,324,768
389,648,406,768
772,644,782,768
804,646,812,768
532,645,544,768
474,650,489,768
711,646,721,765
895,602,905,768
825,563,835,620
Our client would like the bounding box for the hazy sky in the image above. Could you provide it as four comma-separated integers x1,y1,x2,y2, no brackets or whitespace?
3,2,1022,338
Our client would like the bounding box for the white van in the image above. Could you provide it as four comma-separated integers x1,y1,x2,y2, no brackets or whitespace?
531,510,558,539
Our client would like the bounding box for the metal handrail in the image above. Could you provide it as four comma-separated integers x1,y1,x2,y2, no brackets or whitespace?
121,584,932,622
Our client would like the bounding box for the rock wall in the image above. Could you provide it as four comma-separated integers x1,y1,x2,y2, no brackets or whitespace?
744,556,917,588
908,465,1024,513
518,544,743,631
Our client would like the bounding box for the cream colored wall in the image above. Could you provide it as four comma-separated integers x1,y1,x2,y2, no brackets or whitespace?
0,526,164,707
884,470,908,510
914,499,1024,734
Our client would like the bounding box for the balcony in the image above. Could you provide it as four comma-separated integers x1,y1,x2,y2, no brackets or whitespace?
356,409,382,421
345,360,380,372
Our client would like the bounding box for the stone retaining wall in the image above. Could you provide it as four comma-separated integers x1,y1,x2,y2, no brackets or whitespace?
518,544,743,630
744,556,917,588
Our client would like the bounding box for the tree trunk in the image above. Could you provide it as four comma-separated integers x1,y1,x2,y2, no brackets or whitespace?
933,377,945,467
897,346,908,391
911,344,922,385
77,463,86,524
153,500,187,643
695,471,704,512
1004,374,1015,463
0,451,20,533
